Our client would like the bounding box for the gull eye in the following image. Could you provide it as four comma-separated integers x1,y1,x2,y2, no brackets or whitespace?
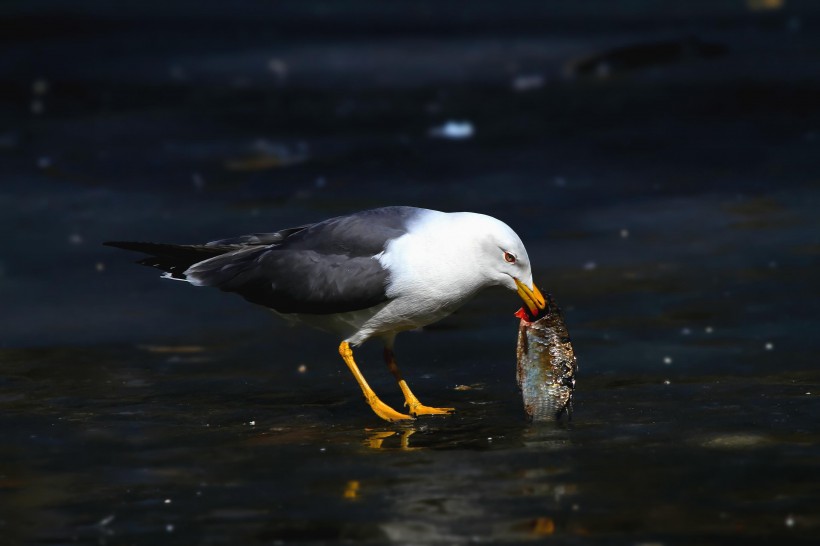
503,251,516,264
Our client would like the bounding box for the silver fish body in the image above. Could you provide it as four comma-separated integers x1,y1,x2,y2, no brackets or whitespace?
516,296,577,421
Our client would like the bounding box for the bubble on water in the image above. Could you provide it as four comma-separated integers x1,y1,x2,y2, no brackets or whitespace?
165,524,175,533
680,327,691,336
705,326,714,334
582,261,597,271
620,228,629,238
164,499,171,504
37,156,52,169
297,364,307,373
768,261,778,269
663,356,673,365
553,176,567,187
765,342,774,351
267,58,288,80
32,78,49,95
785,514,796,528
192,173,205,191
511,74,544,92
315,177,327,188
31,99,45,115
68,233,84,245
95,262,105,272
98,514,115,527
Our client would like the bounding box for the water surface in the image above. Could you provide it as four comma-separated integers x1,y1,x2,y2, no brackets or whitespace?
2,1,820,543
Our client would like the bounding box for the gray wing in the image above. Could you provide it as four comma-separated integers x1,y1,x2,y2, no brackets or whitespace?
184,206,421,314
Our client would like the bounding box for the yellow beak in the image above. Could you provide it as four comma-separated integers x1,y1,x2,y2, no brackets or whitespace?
515,278,546,315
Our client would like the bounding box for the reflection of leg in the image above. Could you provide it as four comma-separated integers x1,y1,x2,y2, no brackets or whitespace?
364,429,417,450
339,342,412,422
398,429,415,449
384,347,455,417
365,431,397,449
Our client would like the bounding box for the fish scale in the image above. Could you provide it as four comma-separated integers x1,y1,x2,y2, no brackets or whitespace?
516,295,578,421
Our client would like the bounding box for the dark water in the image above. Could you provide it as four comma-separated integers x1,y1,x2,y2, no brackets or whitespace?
3,1,820,544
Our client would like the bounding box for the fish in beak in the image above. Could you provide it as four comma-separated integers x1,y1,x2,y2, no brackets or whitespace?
514,278,546,316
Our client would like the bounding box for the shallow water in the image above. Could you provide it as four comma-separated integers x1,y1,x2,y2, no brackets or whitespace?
3,1,820,544
3,341,819,544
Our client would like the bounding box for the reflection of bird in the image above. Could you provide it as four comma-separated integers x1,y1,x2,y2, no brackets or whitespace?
106,206,545,421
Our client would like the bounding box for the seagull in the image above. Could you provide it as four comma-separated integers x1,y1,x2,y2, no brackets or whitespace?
105,206,546,421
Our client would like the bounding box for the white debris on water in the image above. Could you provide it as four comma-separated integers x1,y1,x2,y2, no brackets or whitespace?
700,433,772,449
297,364,307,373
765,342,774,351
582,261,597,271
164,499,172,504
511,74,545,92
663,379,671,385
249,420,256,426
785,514,796,528
705,326,714,334
267,58,288,81
428,121,474,140
620,228,629,238
95,262,105,273
32,78,49,95
165,524,175,533
663,356,673,365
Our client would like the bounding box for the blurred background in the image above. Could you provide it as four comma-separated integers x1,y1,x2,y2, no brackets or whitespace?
2,1,819,544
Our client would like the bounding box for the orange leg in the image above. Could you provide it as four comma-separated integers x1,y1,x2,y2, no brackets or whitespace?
338,342,412,422
384,347,455,417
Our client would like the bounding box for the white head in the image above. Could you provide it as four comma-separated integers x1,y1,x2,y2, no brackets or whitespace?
381,209,546,315
451,213,546,314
